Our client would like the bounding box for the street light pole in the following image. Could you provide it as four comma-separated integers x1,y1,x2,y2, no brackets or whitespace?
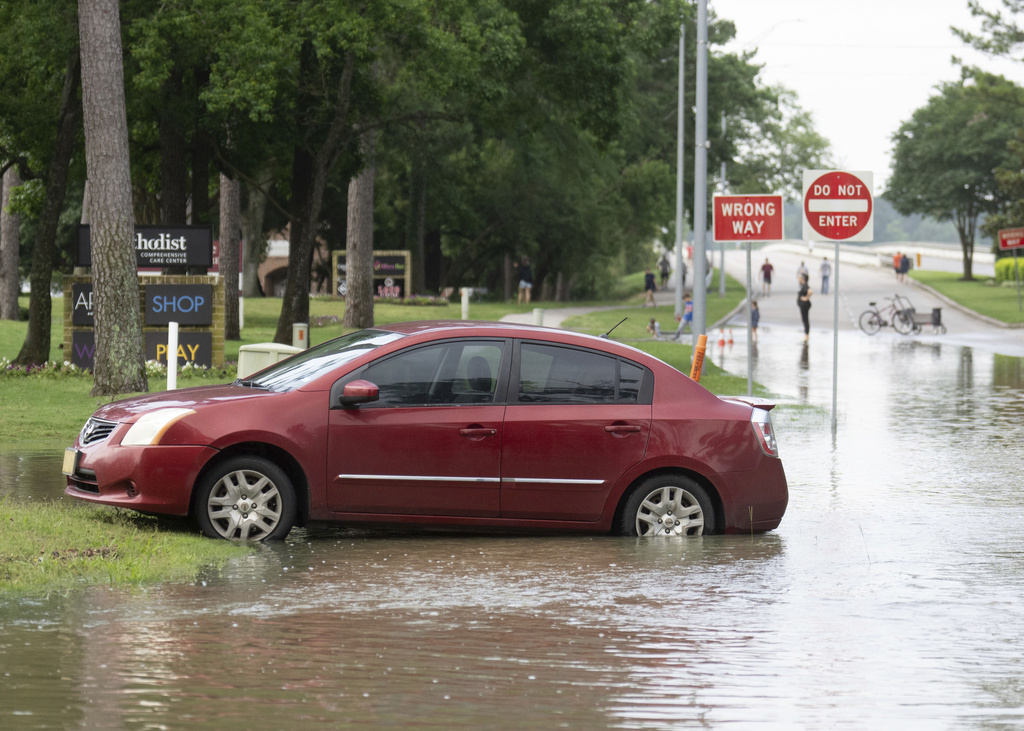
674,22,685,323
692,0,708,351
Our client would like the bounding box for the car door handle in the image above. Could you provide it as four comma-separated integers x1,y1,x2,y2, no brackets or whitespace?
460,428,497,437
604,425,642,433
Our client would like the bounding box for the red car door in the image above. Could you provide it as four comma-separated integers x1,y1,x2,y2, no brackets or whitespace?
500,342,651,522
326,339,506,517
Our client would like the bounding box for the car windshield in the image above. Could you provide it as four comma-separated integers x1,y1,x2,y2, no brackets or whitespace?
238,329,404,391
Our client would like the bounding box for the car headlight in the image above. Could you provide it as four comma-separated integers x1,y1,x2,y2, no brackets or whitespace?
121,408,195,446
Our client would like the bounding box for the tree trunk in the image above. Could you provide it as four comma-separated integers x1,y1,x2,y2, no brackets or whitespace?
79,0,147,395
343,130,376,329
14,51,80,366
955,210,976,281
408,150,427,296
240,170,271,298
0,166,21,320
219,173,241,339
274,50,356,344
159,70,187,224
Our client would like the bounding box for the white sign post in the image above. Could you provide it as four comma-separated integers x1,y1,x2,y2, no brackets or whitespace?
802,170,875,433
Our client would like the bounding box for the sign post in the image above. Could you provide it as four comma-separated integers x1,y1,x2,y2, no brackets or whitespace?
713,194,784,395
998,227,1024,312
802,170,874,433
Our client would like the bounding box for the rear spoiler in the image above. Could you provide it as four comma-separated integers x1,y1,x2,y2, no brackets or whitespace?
720,396,776,411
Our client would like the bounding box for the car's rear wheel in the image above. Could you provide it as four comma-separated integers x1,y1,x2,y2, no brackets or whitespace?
619,475,714,537
195,456,296,541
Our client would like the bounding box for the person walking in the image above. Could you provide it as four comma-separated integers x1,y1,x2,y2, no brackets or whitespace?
517,256,533,305
796,260,809,283
759,258,774,296
819,257,832,295
750,299,760,342
657,253,671,289
673,293,694,338
797,273,812,342
643,268,656,307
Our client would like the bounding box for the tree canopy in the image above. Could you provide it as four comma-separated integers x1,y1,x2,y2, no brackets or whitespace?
0,0,834,367
886,70,1024,279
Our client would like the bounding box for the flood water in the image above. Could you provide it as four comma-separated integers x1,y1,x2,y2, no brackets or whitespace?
3,328,1024,729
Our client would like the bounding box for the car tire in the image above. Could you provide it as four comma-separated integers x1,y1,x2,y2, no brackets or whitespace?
195,456,296,541
619,475,714,537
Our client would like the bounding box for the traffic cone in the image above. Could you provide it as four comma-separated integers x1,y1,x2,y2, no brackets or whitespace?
717,329,726,347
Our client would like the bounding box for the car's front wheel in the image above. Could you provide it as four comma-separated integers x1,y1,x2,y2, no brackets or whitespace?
195,456,296,541
619,475,714,537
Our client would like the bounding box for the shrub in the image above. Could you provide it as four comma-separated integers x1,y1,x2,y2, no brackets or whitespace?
995,256,1024,284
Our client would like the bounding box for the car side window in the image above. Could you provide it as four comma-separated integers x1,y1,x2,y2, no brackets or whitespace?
516,343,645,404
339,340,505,407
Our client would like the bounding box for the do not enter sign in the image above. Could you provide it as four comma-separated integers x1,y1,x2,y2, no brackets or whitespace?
802,170,874,242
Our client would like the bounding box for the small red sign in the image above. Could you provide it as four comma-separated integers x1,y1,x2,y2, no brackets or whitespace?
998,227,1024,251
713,195,784,242
802,170,873,241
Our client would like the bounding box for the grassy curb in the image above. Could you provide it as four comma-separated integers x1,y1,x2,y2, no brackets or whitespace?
911,270,1024,325
1,497,249,596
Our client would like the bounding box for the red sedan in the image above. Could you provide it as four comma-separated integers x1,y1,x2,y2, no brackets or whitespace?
64,321,787,541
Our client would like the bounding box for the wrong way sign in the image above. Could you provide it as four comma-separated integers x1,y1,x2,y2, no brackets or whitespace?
998,227,1024,251
802,170,874,242
713,195,784,241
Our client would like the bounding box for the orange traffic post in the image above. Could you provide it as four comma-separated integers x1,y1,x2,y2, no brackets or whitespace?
689,334,708,382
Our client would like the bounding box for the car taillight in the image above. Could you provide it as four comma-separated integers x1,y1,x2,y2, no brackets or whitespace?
750,408,779,457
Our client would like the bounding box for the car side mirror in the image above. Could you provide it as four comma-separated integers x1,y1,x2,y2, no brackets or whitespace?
338,379,379,407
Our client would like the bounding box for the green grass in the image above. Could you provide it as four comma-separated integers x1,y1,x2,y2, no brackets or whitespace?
0,497,249,596
912,270,1024,324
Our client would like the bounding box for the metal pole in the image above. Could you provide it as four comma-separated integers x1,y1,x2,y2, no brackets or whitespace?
719,112,726,298
746,242,753,396
1015,249,1022,312
674,22,686,322
692,0,708,354
832,241,840,433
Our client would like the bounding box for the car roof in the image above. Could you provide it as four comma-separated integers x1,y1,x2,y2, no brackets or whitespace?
373,320,644,354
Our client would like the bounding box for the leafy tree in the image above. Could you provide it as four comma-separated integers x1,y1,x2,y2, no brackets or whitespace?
886,70,1024,279
955,1,1024,61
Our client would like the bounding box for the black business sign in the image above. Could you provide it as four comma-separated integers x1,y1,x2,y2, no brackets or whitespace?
70,331,95,370
145,284,213,326
145,331,213,368
334,251,410,298
71,283,94,326
77,225,213,269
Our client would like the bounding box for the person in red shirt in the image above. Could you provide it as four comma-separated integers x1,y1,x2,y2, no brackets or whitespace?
759,258,775,296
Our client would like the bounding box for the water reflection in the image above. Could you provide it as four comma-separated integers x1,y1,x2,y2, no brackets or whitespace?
2,331,1024,727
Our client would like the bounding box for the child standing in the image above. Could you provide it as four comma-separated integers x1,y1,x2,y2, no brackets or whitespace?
674,293,694,338
750,299,760,341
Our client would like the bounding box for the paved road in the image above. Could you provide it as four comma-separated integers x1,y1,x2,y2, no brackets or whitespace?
503,243,1024,359
721,243,1024,358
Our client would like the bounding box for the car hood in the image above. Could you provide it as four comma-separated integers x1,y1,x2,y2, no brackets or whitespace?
91,384,273,423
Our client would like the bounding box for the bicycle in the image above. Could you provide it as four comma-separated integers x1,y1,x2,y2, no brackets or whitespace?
859,295,915,335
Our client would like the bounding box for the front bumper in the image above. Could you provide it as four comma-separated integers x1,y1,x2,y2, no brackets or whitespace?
64,442,219,516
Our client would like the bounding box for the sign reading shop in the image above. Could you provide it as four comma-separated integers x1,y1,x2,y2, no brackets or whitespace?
77,225,213,269
145,284,213,326
69,282,212,327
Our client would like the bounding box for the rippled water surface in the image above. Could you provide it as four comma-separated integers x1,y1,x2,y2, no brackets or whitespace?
2,331,1024,729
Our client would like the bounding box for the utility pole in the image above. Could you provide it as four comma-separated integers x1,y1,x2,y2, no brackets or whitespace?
674,22,685,322
719,111,727,298
691,0,708,349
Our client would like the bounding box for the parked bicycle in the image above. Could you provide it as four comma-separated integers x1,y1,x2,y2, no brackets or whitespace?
859,294,916,335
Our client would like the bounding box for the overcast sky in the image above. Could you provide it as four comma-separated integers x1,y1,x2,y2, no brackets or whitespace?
710,0,1023,194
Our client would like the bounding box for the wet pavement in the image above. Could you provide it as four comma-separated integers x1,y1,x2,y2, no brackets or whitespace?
3,250,1024,728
